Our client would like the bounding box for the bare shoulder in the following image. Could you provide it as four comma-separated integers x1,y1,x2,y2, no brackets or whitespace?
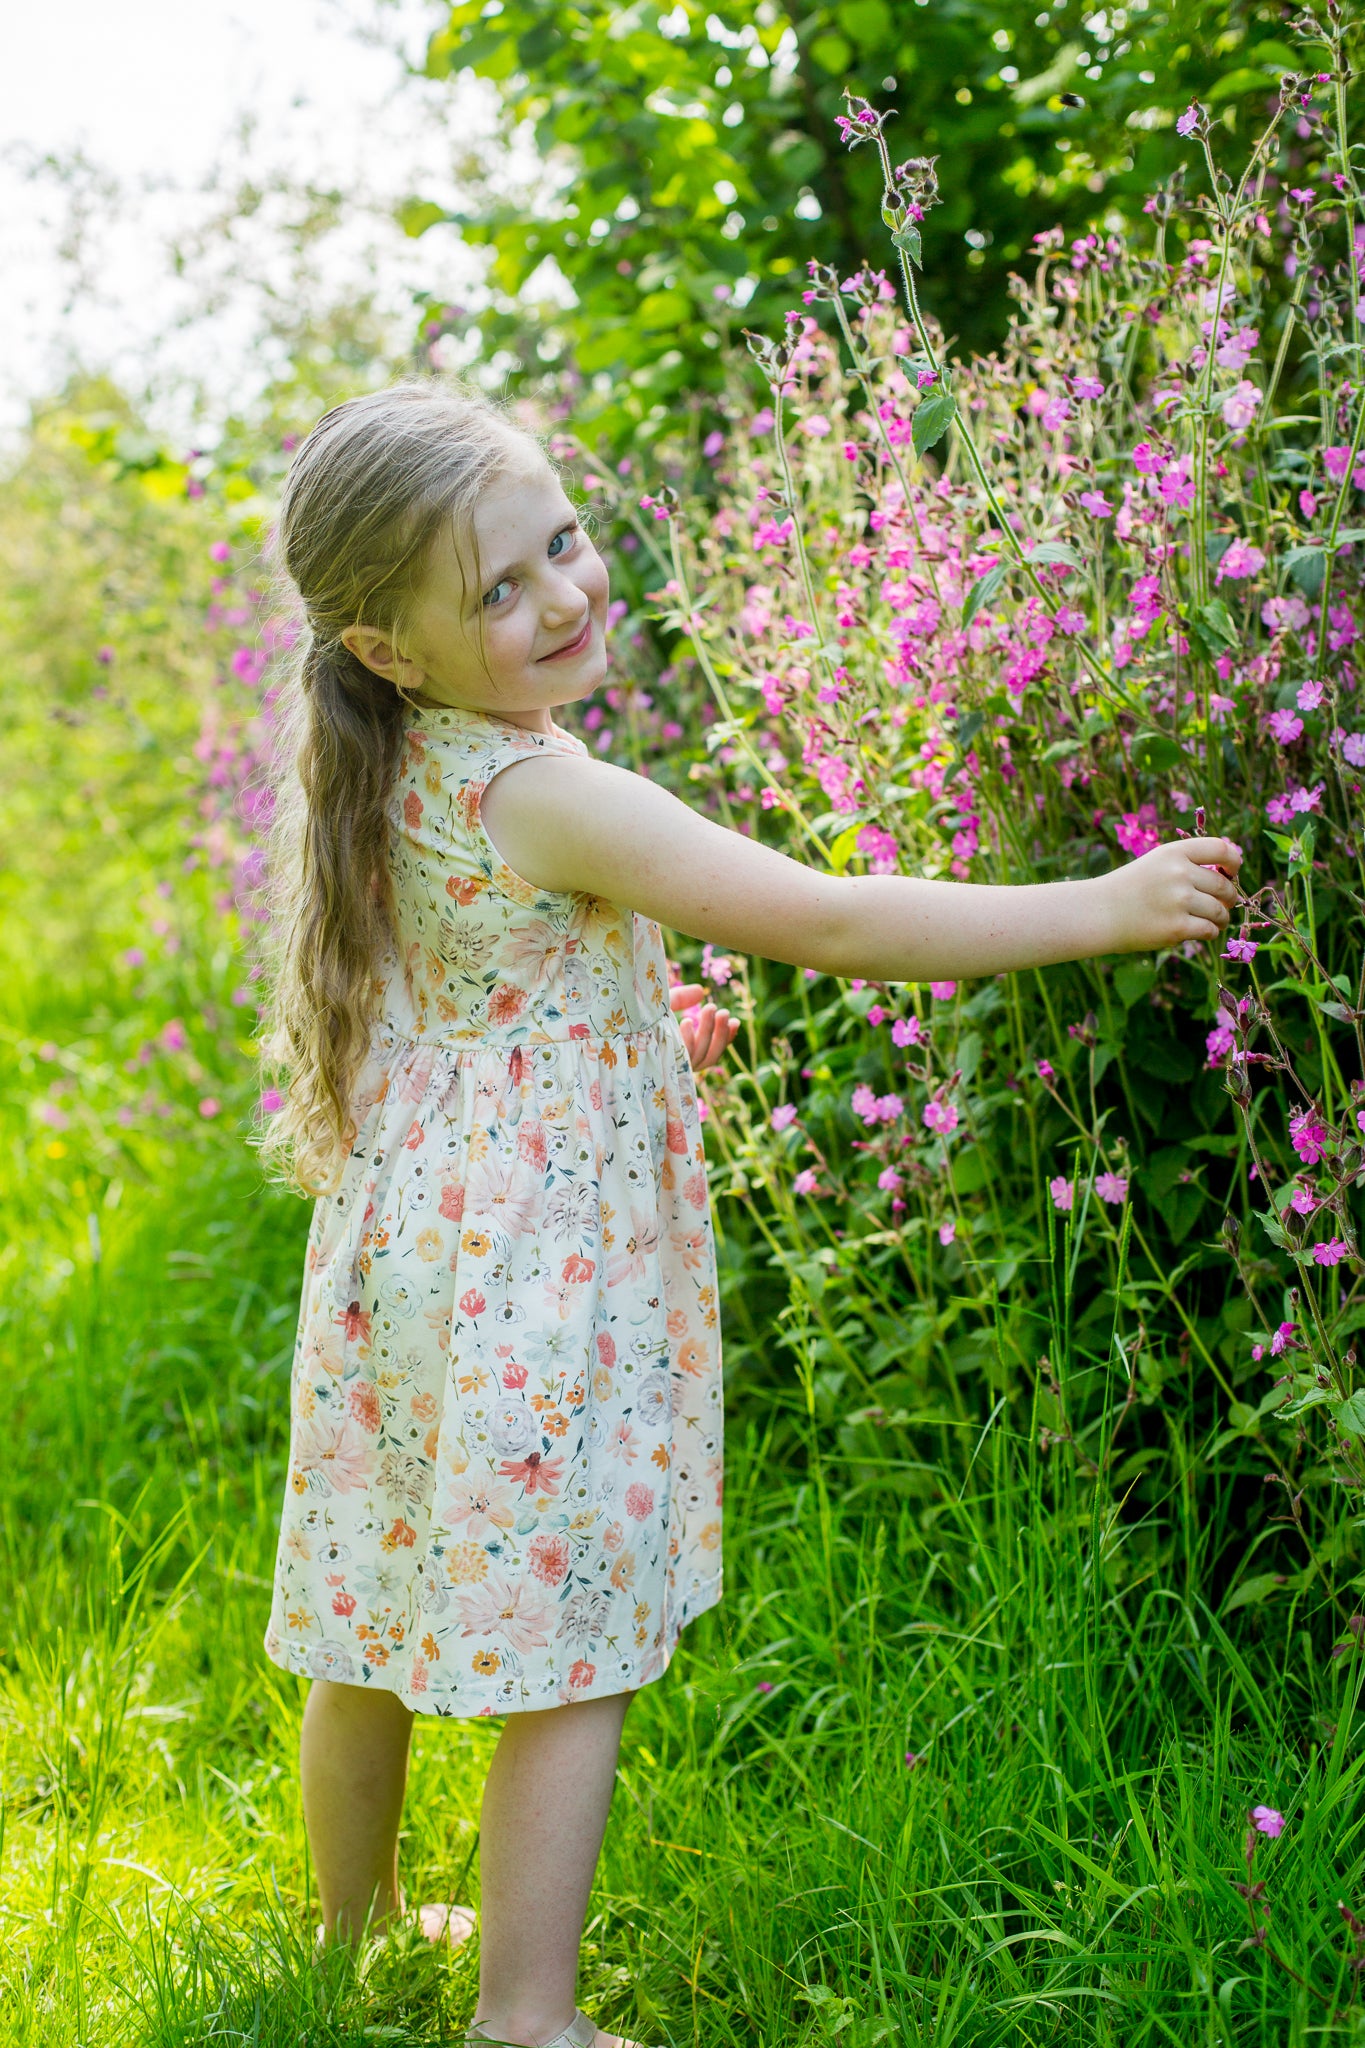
478,750,846,968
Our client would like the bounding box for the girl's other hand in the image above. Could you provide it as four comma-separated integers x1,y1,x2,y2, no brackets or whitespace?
1099,836,1242,953
669,982,741,1071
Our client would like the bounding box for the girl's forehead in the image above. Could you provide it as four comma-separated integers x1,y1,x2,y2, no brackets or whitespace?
472,453,562,534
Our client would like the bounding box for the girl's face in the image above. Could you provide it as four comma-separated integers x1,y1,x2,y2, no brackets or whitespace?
391,449,610,735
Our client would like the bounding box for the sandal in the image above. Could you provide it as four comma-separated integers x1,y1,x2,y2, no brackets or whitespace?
465,2012,656,2048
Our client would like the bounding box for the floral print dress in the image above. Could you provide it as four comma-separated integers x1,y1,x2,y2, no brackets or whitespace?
263,701,723,1716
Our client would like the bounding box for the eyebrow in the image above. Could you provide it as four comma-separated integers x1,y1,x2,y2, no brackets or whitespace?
477,507,577,602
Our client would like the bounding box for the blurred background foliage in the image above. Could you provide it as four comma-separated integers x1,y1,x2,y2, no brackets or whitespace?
402,0,1305,451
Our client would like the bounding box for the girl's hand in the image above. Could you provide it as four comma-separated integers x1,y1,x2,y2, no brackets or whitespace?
669,982,741,1071
1097,836,1243,952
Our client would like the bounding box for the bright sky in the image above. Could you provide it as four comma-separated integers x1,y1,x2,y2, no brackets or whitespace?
0,0,529,448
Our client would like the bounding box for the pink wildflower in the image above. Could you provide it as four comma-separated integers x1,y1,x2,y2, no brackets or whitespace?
1078,490,1113,517
1070,374,1105,399
877,1166,903,1193
891,1016,923,1048
929,981,957,1000
771,1104,799,1132
792,1169,821,1195
1223,937,1257,962
1312,1239,1350,1266
1269,1320,1296,1357
922,1097,959,1137
1267,709,1304,745
1095,1172,1128,1205
1176,105,1200,136
1296,678,1325,709
1220,380,1261,431
1251,1807,1285,1838
938,1219,957,1246
1290,1108,1327,1164
1049,1176,1074,1211
1215,539,1266,583
1131,441,1164,476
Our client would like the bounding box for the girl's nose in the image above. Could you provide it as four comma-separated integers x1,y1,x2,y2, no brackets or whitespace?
541,571,587,623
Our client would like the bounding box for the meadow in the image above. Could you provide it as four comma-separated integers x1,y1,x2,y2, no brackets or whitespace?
5,13,1365,2039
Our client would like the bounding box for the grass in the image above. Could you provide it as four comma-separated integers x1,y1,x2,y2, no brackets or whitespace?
5,977,1365,2048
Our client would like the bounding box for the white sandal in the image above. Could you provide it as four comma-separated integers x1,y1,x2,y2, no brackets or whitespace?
465,2012,656,2048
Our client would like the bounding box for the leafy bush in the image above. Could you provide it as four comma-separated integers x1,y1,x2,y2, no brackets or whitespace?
566,13,1365,1616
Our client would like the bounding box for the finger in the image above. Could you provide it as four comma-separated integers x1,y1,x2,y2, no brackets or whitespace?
1182,836,1242,871
670,983,706,1009
1192,869,1238,907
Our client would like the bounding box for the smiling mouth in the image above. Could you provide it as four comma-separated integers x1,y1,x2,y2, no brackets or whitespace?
538,618,592,660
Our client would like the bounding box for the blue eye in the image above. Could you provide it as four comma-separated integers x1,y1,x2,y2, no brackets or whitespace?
548,523,578,558
482,579,512,609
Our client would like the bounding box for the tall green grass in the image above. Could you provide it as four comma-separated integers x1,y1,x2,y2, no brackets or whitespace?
5,988,1365,2046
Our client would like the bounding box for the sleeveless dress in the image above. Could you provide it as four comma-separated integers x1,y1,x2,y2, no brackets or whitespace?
263,701,724,1716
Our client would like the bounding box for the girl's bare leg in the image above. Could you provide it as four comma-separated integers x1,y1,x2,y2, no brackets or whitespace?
472,1690,637,2048
300,1678,415,1942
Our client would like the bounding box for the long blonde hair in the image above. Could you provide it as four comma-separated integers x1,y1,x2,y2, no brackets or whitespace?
258,378,546,1195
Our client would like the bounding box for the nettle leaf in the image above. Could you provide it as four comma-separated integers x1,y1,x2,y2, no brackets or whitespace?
912,388,957,458
1333,1390,1365,1437
891,224,923,267
963,559,1008,624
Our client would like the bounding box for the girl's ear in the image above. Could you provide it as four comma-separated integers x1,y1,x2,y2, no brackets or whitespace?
341,625,425,691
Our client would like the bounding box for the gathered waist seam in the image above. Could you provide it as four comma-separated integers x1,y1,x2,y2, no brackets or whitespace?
373,1018,676,1052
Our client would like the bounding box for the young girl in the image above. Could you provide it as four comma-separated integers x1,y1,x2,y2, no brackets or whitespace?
259,378,1240,2048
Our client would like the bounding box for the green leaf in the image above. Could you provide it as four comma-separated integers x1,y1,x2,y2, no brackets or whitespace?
1026,540,1082,570
810,31,853,72
1223,1572,1294,1614
1208,66,1282,103
912,388,957,458
963,559,1007,623
828,823,864,874
1114,960,1157,1008
1132,730,1185,773
1333,1391,1365,1437
953,710,985,750
1194,597,1240,649
1283,545,1327,597
397,198,450,239
891,225,922,266
1040,736,1080,762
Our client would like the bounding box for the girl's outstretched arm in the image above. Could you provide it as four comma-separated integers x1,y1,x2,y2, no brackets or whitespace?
478,754,1241,980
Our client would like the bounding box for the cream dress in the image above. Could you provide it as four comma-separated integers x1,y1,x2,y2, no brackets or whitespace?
263,702,724,1715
